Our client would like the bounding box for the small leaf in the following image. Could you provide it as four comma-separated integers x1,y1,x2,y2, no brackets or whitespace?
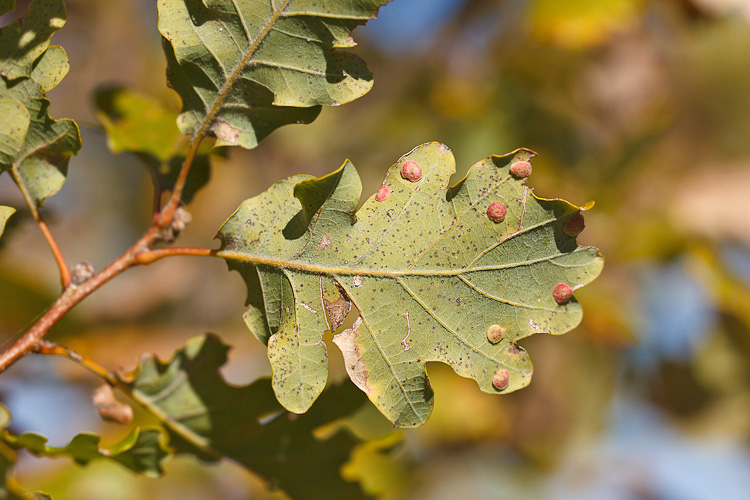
94,87,211,203
218,143,604,427
0,206,15,238
0,402,168,477
0,0,67,80
1,428,169,478
0,46,81,206
119,334,373,500
1,428,170,478
158,0,390,149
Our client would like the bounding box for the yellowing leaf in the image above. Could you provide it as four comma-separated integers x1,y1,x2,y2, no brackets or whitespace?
0,206,15,239
94,87,211,203
159,0,391,148
219,143,604,427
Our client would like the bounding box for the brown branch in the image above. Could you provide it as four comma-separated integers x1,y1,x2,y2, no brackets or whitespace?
0,115,215,372
0,226,157,373
0,239,220,373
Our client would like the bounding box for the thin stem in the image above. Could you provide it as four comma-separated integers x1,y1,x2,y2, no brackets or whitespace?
159,0,290,227
135,246,216,265
158,137,202,226
33,341,117,386
10,165,72,289
36,216,72,288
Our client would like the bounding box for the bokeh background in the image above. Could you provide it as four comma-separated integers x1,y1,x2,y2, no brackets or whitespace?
2,0,750,498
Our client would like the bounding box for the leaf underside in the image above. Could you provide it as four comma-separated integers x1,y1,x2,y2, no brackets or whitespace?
158,0,390,149
120,334,372,500
219,142,604,427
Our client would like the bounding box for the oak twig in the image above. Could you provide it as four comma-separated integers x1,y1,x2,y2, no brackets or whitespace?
9,166,72,289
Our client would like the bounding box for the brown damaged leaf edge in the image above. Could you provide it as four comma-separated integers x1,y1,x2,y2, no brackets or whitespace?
323,281,352,332
332,317,372,396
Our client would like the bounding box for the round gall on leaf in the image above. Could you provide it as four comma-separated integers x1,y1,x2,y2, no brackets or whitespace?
487,324,506,344
492,369,510,391
553,283,573,304
400,160,422,182
564,213,585,237
510,160,532,178
375,185,391,201
486,202,507,222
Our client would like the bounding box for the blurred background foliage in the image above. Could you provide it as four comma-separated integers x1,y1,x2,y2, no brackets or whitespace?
1,0,750,498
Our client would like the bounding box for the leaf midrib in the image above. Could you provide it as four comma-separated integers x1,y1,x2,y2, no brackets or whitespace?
218,216,590,277
192,0,292,140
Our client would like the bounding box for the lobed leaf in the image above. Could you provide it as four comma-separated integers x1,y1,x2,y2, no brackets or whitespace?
0,0,66,80
158,0,390,149
119,333,373,500
218,143,604,427
94,87,212,203
0,46,80,206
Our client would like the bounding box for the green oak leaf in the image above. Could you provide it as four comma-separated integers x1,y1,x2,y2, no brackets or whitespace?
0,428,169,478
0,206,15,238
158,0,390,149
218,142,604,427
0,0,66,80
0,98,30,165
119,334,372,500
0,46,81,206
0,401,168,478
94,87,212,203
